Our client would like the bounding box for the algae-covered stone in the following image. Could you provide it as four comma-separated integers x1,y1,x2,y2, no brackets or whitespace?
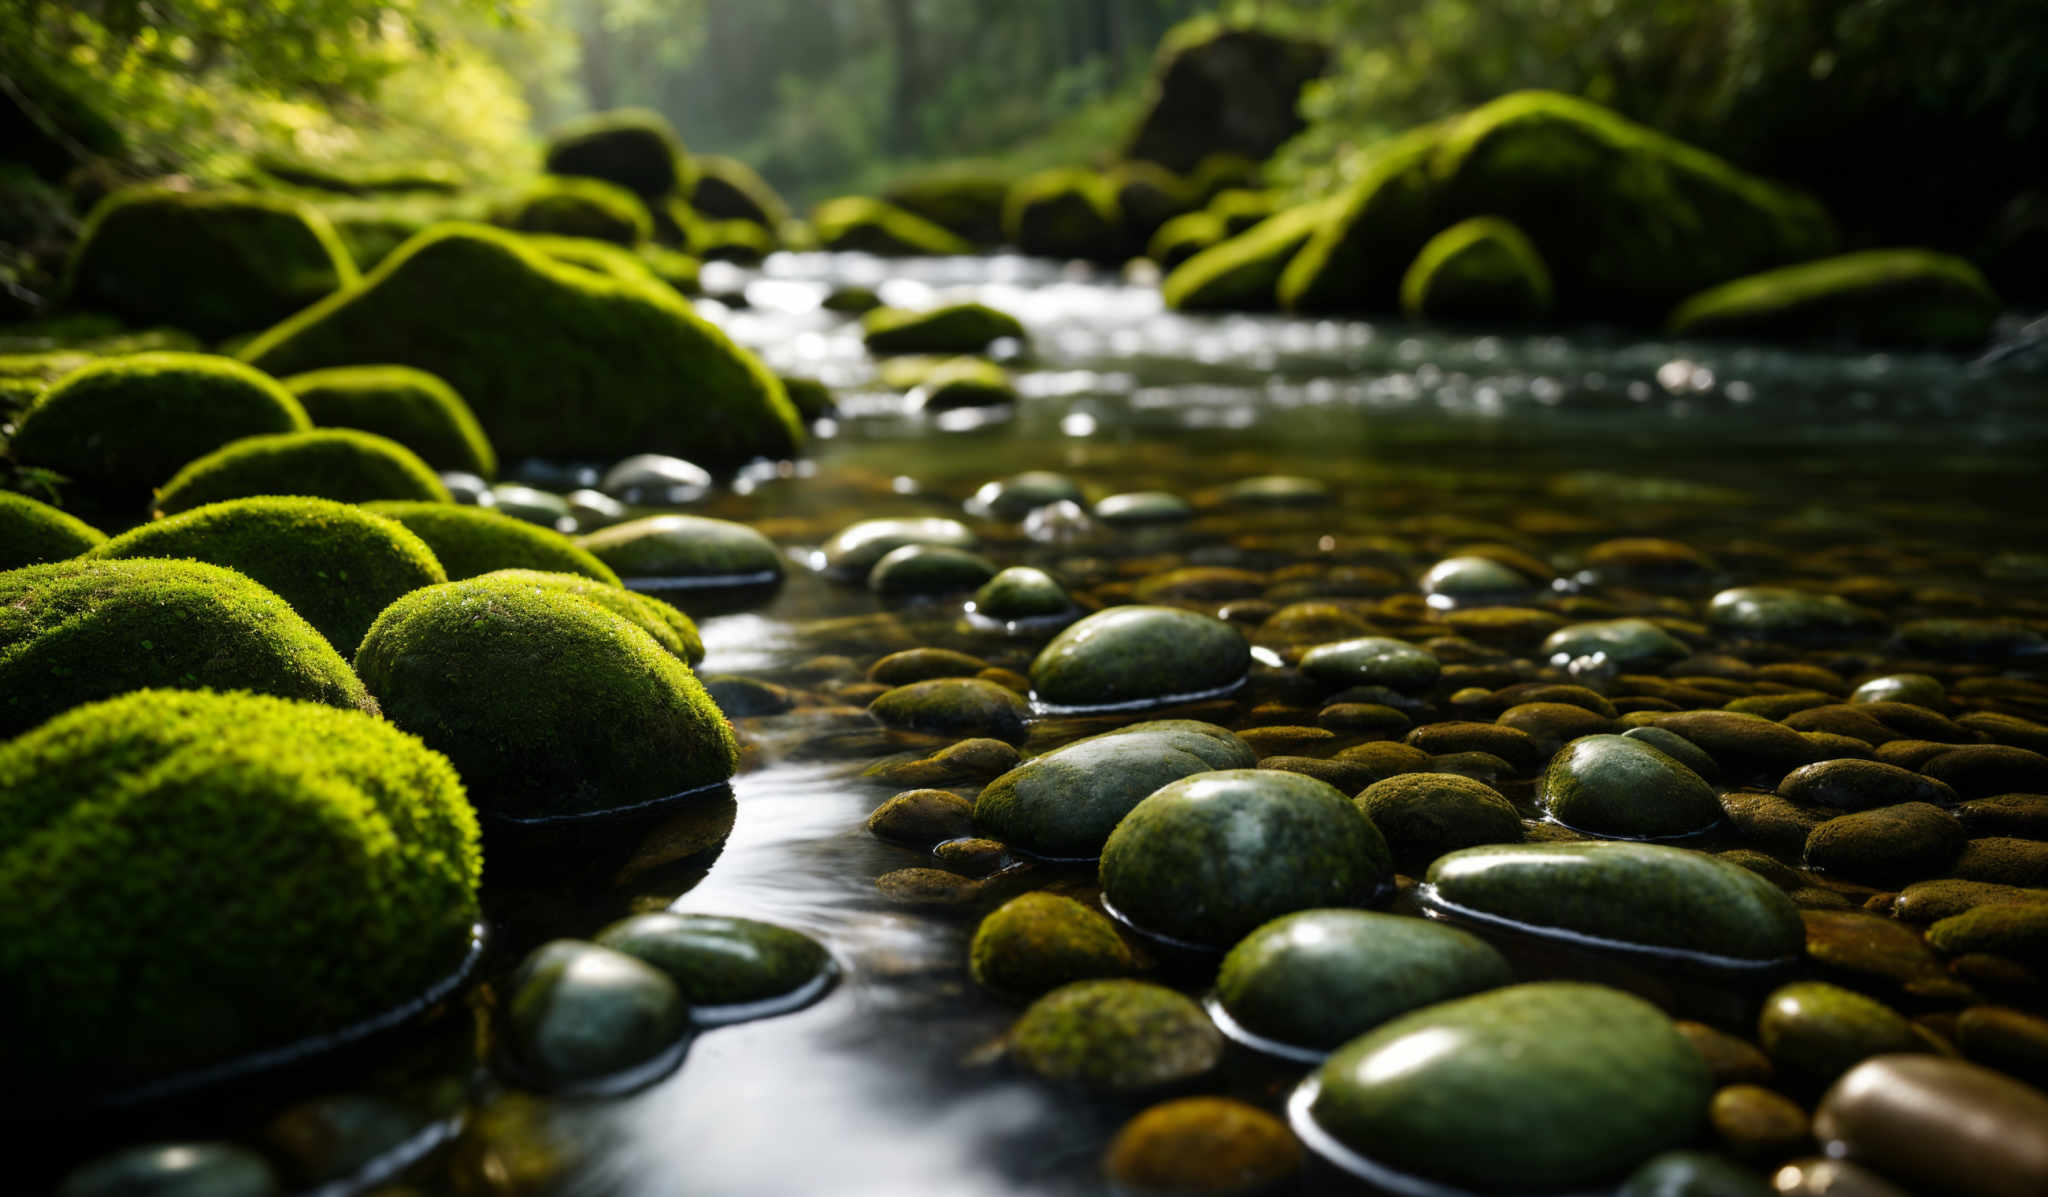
0,689,480,1096
966,471,1084,521
241,224,800,465
1357,772,1525,871
1540,734,1722,839
542,108,692,207
364,500,620,584
974,720,1256,860
498,177,651,246
1757,982,1926,1091
811,197,972,256
1851,674,1945,708
1146,210,1228,271
1161,200,1338,312
861,303,1024,355
595,912,830,1011
474,569,702,665
0,558,374,737
869,678,1029,744
1008,979,1221,1092
867,543,998,597
1926,904,2048,960
354,575,738,819
820,516,978,577
1304,982,1710,1191
866,788,973,845
577,514,783,588
0,490,104,569
1670,250,2000,350
1004,168,1125,262
1095,490,1195,526
1418,554,1531,604
504,940,684,1090
155,428,450,515
1654,710,1823,782
1299,636,1440,693
905,356,1015,412
1707,586,1885,644
1542,617,1689,669
283,364,497,479
1099,769,1392,947
1104,1097,1302,1196
8,352,310,495
1399,216,1554,322
881,166,1013,245
1030,605,1250,710
91,496,446,652
1802,802,1964,887
66,186,358,338
969,892,1136,1001
1778,759,1956,811
1279,126,1448,313
1216,909,1511,1054
970,566,1073,623
1423,841,1806,967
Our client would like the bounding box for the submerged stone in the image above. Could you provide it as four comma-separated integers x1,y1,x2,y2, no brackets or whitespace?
594,912,831,1013
504,940,685,1090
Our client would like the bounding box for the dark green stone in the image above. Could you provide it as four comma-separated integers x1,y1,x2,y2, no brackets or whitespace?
1756,981,1925,1091
595,912,831,1010
866,543,998,597
1541,734,1721,838
1029,605,1250,709
1542,618,1689,669
1299,636,1441,693
505,940,686,1088
869,678,1030,744
1355,772,1524,872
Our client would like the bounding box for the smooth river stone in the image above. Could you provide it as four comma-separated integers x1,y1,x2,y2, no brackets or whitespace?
973,720,1256,859
1422,842,1806,968
1540,733,1722,839
1028,605,1250,710
1298,636,1441,693
1541,617,1690,669
1300,982,1711,1191
1756,982,1926,1092
1706,586,1884,643
594,912,831,1014
504,940,686,1090
1815,1054,2048,1197
1777,758,1958,811
1214,909,1512,1056
576,514,783,585
868,677,1030,744
818,516,976,576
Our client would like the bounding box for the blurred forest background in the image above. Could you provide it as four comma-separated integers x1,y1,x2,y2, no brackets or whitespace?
5,0,2044,257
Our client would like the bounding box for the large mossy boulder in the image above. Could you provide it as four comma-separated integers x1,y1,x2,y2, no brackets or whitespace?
89,496,447,653
364,500,620,584
1122,20,1330,175
1278,127,1448,313
0,490,104,570
0,688,481,1100
497,177,652,247
238,224,801,465
1400,216,1554,322
882,166,1014,246
1004,169,1126,263
812,197,971,256
1146,211,1228,271
1161,200,1339,312
8,352,310,497
542,108,693,207
1668,249,2001,349
64,186,358,339
0,558,374,739
353,574,737,820
155,429,450,516
472,569,703,666
283,364,496,479
690,156,789,232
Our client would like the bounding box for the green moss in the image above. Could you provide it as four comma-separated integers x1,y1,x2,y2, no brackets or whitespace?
690,156,789,232
862,303,1026,356
155,429,450,516
1400,216,1554,322
882,165,1014,245
254,154,465,196
1146,210,1227,270
1108,160,1200,242
89,496,447,653
777,374,833,420
283,364,497,479
473,568,703,665
1207,189,1282,236
0,558,375,738
1004,168,1126,262
910,356,1015,411
693,217,776,265
362,500,619,584
811,197,972,256
65,185,359,338
0,489,105,570
0,688,480,1096
517,232,666,287
497,177,652,247
353,575,737,819
238,224,800,464
970,892,1135,1002
1162,199,1339,312
1008,979,1222,1092
542,108,694,205
1278,125,1449,313
8,352,310,496
1668,249,2000,349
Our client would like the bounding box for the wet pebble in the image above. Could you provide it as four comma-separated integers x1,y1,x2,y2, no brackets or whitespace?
1756,982,1928,1093
600,453,711,505
1542,617,1689,669
1355,772,1524,871
594,912,831,1013
1619,1150,1772,1196
969,892,1135,1001
867,543,998,597
1802,802,1965,887
1777,759,1957,811
1093,490,1193,526
820,517,976,577
56,1144,280,1197
866,788,975,845
1710,1084,1812,1164
1541,733,1721,839
1029,605,1250,710
1008,980,1221,1092
969,566,1073,623
868,678,1030,743
578,514,783,586
503,940,686,1091
1814,1054,2048,1197
966,471,1084,520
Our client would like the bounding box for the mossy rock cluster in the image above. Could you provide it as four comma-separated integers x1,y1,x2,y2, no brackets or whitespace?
240,224,801,464
496,177,652,247
542,108,694,209
812,197,971,257
284,364,497,479
1004,169,1126,263
690,156,789,233
89,496,447,653
882,166,1013,245
1668,249,2001,349
0,489,105,570
363,501,620,584
1162,200,1339,312
1108,161,1201,244
8,352,310,497
353,574,737,820
155,428,450,516
65,185,358,338
0,557,374,740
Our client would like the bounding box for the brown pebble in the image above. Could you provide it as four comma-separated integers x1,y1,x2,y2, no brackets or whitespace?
867,647,990,686
1235,725,1336,757
1710,1083,1811,1164
931,837,1009,876
866,790,974,846
874,867,984,905
1771,1157,1913,1197
1676,1020,1775,1086
1103,1097,1301,1193
1956,1005,2048,1089
1814,1054,2048,1197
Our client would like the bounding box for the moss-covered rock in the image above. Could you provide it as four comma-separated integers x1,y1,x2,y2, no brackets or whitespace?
1757,981,1926,1092
690,217,775,265
65,186,358,338
689,156,789,232
255,155,465,196
1279,126,1452,313
1358,772,1526,871
0,558,374,737
1121,19,1329,175
90,496,444,652
1104,1098,1302,1195
0,489,103,570
811,197,972,256
0,688,480,1097
1803,802,1965,887
969,892,1136,1001
907,356,1016,411
1029,605,1250,710
1161,200,1339,312
1004,169,1126,263
470,569,702,665
9,352,310,496
240,224,801,464
1108,160,1201,243
1146,210,1228,271
363,500,619,584
1668,249,2000,349
576,513,783,588
869,678,1030,744
1008,979,1221,1092
497,177,651,246
860,302,1025,357
519,233,671,290
1539,734,1722,840
353,575,736,819
283,364,496,479
881,166,1013,245
542,109,693,208
1400,216,1554,322
155,428,450,515
867,543,999,596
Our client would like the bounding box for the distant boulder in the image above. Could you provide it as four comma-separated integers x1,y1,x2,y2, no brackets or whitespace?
1122,21,1330,175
